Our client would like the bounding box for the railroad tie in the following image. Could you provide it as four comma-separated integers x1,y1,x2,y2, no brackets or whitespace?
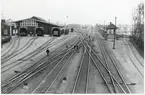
101,82,136,85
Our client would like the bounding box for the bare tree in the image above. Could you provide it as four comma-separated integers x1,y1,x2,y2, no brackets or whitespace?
132,2,144,48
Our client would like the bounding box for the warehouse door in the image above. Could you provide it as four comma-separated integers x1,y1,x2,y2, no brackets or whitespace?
36,28,44,36
20,28,28,36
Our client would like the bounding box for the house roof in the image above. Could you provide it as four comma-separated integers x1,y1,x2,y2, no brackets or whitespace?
13,16,63,27
106,22,117,29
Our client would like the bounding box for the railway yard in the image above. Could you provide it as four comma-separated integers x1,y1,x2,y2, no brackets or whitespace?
1,27,144,94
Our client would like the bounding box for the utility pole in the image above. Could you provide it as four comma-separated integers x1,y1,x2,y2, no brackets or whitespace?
113,17,117,49
104,20,105,30
48,19,50,23
66,16,68,28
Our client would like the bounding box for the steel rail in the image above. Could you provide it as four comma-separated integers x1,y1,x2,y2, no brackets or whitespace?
77,30,127,93
2,42,79,93
2,37,38,63
82,41,114,93
2,36,82,89
2,36,81,87
32,39,82,93
122,40,144,78
85,39,91,93
2,36,19,53
2,37,19,57
123,39,144,67
1,37,56,72
96,35,118,93
71,45,86,93
2,37,15,53
83,36,127,93
98,35,131,93
45,47,77,93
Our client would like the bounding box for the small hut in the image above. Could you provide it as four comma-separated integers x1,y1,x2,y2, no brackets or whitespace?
106,22,117,39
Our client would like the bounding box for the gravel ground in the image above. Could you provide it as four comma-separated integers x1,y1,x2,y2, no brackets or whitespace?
95,32,144,93
1,37,50,67
1,33,77,83
1,36,51,82
2,30,143,93
87,57,110,93
9,33,79,93
87,29,144,93
15,37,34,50
47,47,83,93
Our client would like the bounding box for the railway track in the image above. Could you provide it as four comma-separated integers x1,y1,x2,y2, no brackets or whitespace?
1,37,56,73
83,41,114,93
2,36,18,53
31,39,83,94
2,37,82,94
2,37,19,57
71,45,89,93
97,37,119,93
32,46,76,93
2,48,69,88
83,40,130,93
70,30,113,93
1,37,38,63
2,36,81,84
67,30,91,93
121,39,144,78
76,29,131,93
1,35,76,73
123,39,144,67
96,35,131,93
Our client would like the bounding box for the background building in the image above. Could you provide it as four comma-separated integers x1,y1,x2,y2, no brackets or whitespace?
116,24,132,36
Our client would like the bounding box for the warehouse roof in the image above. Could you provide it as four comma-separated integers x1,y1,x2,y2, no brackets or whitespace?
31,16,47,22
13,16,63,27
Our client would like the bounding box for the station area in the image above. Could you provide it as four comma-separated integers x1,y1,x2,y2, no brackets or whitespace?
1,23,144,93
1,0,144,94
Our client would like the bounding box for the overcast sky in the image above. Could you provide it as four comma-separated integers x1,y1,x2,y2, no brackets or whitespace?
1,0,143,25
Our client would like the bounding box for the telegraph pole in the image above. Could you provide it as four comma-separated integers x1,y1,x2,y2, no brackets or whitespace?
113,17,117,49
